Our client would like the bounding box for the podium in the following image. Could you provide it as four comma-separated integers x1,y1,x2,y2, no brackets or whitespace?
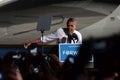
59,43,81,62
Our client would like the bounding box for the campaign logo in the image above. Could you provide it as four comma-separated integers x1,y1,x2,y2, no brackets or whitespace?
59,43,81,62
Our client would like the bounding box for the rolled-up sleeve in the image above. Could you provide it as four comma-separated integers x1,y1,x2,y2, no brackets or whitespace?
40,28,64,43
41,33,58,43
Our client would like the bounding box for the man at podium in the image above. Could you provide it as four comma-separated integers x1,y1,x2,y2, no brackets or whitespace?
24,18,82,48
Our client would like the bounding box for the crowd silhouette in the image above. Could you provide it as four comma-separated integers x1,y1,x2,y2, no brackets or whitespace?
0,34,120,80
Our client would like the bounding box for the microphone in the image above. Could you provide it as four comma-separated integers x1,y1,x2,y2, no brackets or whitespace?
61,37,67,43
68,34,72,43
72,33,78,39
72,33,78,43
67,33,78,43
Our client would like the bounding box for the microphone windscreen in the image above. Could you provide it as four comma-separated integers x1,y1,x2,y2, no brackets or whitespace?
61,37,67,43
72,33,78,39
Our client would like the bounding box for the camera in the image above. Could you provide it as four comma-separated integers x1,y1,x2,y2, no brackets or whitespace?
33,65,41,73
12,54,21,59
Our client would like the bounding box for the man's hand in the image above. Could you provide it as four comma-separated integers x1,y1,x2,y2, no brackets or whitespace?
24,38,41,48
24,42,31,49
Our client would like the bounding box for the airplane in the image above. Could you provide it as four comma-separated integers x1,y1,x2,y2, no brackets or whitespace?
0,0,120,44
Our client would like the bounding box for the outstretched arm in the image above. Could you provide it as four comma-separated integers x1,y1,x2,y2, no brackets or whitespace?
23,28,62,48
24,38,41,48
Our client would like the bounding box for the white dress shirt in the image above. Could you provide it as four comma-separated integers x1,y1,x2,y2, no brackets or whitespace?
40,28,82,44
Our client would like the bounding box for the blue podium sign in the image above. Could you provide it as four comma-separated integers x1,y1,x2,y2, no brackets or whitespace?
59,43,81,62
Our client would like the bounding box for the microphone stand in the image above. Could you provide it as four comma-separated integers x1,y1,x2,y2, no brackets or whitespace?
41,30,44,54
40,30,54,74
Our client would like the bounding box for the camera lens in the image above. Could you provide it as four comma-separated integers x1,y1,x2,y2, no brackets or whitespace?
33,66,41,73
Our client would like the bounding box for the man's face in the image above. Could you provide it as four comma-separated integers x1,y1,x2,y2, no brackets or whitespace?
67,21,77,33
